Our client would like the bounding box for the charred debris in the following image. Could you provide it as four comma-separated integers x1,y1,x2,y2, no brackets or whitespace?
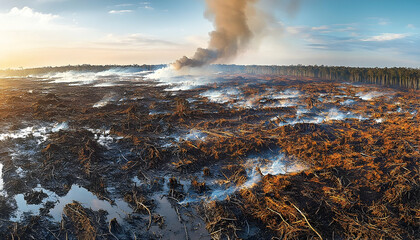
0,68,418,239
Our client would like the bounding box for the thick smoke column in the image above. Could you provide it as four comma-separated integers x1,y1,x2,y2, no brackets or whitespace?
172,0,259,70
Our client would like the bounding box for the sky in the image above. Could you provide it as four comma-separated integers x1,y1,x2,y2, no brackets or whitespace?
0,0,419,69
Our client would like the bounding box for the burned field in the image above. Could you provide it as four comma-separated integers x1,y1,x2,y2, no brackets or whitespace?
0,69,418,239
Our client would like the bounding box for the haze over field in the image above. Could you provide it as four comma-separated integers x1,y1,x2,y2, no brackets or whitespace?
0,1,419,239
0,0,419,68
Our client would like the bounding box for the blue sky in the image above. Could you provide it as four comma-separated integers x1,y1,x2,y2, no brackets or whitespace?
0,0,419,68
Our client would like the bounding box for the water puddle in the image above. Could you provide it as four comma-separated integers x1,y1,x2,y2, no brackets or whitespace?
275,107,366,127
93,93,118,108
325,108,361,121
181,130,207,142
161,130,208,148
49,185,131,222
375,118,384,123
340,99,356,105
11,184,132,223
0,163,4,195
356,91,385,100
149,110,172,115
150,193,210,239
86,128,123,148
0,122,68,143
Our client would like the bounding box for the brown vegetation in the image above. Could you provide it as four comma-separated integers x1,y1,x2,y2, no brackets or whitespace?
0,73,418,239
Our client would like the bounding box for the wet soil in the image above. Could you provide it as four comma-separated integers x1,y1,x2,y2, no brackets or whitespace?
0,71,418,239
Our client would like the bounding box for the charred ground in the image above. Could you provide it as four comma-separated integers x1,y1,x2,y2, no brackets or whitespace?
0,70,418,239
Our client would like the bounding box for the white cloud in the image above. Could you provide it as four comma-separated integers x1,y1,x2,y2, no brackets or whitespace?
115,3,134,7
288,24,357,36
286,26,306,35
362,33,409,42
93,33,179,50
109,10,133,14
0,7,90,51
311,25,329,31
0,7,59,30
368,17,390,26
35,0,67,2
337,26,356,32
378,20,389,25
8,6,57,19
139,1,154,10
407,24,416,29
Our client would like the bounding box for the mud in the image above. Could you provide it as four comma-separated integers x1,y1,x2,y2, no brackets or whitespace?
0,68,418,239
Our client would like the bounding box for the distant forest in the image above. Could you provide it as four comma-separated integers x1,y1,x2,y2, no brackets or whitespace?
1,64,418,89
216,65,420,90
0,64,164,77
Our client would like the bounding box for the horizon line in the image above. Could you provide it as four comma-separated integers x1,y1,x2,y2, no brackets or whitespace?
1,63,419,71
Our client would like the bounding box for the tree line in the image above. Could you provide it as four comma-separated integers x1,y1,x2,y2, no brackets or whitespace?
215,65,420,89
1,64,418,89
0,64,164,77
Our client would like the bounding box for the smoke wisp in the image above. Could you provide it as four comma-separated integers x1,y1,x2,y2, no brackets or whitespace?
172,0,259,70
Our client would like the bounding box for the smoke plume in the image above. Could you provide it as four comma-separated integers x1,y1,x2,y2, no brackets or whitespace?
172,0,259,70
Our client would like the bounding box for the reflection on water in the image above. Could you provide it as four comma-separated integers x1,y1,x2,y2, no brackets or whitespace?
0,163,4,195
11,184,132,223
151,193,211,240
